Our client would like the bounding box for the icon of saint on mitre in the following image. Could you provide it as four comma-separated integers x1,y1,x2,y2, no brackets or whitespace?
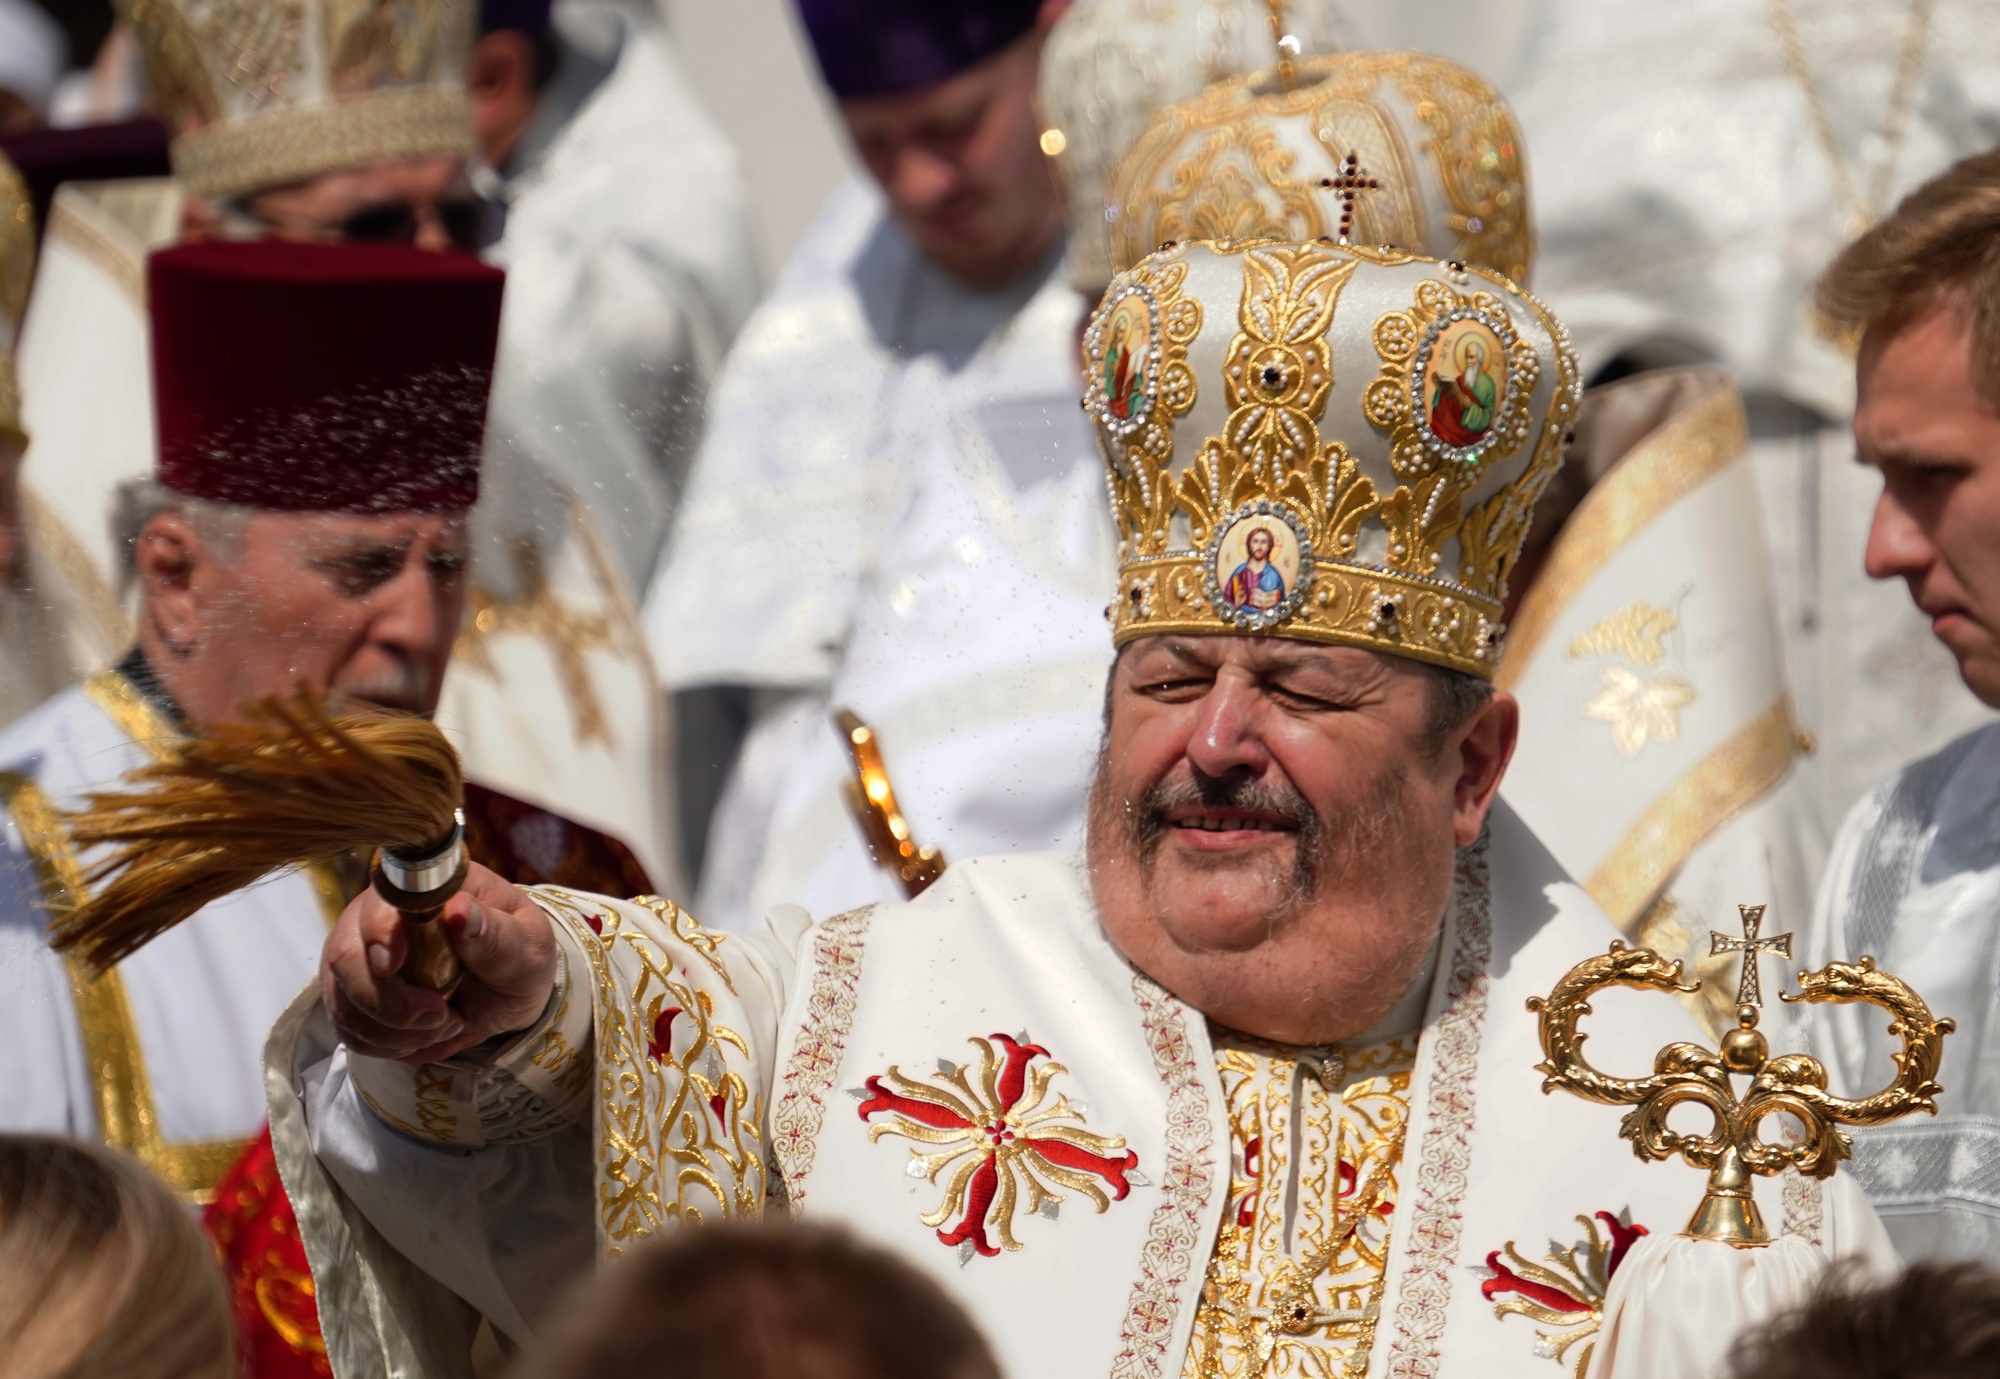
1101,294,1153,423
1426,319,1505,449
1214,511,1308,620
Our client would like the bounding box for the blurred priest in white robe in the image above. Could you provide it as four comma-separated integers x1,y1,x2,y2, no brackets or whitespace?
277,237,1894,1379
648,0,1090,926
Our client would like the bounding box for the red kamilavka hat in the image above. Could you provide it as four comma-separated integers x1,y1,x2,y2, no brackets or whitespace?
149,240,505,513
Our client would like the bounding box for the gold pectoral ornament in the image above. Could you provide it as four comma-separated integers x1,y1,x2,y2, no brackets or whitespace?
1526,904,1954,1248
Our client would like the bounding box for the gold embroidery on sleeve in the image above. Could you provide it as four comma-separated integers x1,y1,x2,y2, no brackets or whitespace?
534,887,765,1253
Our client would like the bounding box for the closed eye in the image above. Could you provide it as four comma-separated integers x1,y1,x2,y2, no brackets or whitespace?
1135,675,1214,703
313,547,408,598
1264,681,1353,713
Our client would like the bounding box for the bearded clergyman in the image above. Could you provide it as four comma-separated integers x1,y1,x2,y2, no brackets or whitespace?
272,239,1895,1379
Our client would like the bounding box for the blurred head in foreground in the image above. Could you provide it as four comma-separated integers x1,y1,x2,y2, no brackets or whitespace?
1820,148,2000,708
509,1221,1001,1379
1727,1260,2000,1379
125,239,504,726
0,1135,234,1379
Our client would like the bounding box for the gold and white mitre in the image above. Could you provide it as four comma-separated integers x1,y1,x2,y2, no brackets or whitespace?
1104,51,1533,290
118,0,474,200
1038,0,1360,293
1086,238,1576,678
1496,367,1824,1038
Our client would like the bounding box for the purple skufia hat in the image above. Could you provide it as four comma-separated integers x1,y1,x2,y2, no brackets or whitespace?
479,0,552,33
797,0,1043,98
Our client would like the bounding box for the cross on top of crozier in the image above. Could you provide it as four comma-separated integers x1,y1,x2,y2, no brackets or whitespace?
1318,153,1379,244
1711,903,1792,1012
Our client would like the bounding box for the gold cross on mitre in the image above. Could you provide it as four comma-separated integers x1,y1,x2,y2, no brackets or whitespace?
1710,903,1791,1010
1317,153,1379,245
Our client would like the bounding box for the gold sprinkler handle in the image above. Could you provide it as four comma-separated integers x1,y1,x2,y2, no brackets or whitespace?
370,809,469,997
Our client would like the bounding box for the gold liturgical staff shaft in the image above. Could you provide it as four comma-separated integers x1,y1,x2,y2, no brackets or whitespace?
833,709,945,899
1527,903,1955,1247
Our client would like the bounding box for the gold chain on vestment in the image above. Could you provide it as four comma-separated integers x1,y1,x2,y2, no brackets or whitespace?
1768,0,1935,232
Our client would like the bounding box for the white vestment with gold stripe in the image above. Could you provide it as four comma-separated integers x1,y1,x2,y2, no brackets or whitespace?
1499,368,1828,1040
1505,0,2000,815
0,675,328,1198
268,804,1891,1379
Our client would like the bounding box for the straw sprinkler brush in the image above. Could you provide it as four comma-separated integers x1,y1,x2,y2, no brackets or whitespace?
49,691,471,994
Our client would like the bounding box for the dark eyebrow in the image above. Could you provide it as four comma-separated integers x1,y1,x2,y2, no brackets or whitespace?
1863,444,1972,469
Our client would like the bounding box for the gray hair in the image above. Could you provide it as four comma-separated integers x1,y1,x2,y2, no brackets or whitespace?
111,479,254,597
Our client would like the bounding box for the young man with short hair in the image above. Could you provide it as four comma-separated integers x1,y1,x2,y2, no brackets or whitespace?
1800,150,2000,1266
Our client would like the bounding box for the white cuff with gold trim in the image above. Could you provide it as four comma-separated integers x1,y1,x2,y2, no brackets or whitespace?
349,933,595,1149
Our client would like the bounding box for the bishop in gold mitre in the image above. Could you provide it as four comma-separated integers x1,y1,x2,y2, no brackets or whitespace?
270,235,1894,1379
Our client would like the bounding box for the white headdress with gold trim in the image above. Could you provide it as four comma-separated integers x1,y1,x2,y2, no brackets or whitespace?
1086,239,1577,679
119,0,474,200
1106,52,1533,287
1038,0,1360,293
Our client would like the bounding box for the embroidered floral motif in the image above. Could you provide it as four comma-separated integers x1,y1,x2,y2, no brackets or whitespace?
1386,835,1493,1378
1479,1208,1648,1377
859,1033,1140,1265
770,906,875,1211
1780,1169,1824,1247
1112,977,1218,1379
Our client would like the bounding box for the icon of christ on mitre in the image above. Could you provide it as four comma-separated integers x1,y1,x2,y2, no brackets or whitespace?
1222,526,1286,612
63,236,1902,1379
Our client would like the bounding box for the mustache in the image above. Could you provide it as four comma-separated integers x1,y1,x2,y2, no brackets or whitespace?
1133,773,1317,864
330,661,433,715
1094,756,1411,916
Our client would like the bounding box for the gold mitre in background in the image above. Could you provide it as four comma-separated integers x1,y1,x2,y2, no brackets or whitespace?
117,0,475,200
1084,239,1578,678
1038,0,1359,293
1106,52,1533,287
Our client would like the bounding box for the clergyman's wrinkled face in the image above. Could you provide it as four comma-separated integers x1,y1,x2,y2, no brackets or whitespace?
1086,636,1516,1045
136,506,468,724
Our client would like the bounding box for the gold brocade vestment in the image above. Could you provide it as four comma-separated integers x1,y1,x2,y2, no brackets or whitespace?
1186,1034,1415,1379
